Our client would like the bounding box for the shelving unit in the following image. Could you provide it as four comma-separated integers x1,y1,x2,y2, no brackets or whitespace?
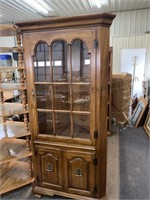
0,25,33,195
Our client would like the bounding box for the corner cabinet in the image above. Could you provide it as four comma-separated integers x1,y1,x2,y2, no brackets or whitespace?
15,13,115,199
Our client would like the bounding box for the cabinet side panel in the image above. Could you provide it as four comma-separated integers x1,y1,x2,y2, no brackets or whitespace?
95,26,110,198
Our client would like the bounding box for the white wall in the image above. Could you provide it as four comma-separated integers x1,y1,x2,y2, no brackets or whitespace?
110,8,150,81
111,35,150,80
0,36,15,47
110,9,150,37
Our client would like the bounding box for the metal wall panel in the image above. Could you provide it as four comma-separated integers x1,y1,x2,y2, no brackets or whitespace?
110,9,150,80
111,35,150,81
111,9,150,36
0,36,15,47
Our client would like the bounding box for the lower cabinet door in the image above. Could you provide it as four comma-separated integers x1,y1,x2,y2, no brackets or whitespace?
37,147,63,190
64,150,96,197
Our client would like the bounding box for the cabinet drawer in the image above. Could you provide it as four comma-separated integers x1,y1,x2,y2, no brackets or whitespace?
64,150,96,197
37,147,63,190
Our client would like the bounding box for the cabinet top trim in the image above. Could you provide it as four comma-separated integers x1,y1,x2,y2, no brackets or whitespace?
14,13,116,32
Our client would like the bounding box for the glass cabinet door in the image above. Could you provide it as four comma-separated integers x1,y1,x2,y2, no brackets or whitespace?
33,39,91,139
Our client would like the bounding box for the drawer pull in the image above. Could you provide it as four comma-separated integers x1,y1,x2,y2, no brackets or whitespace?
74,168,83,176
47,163,53,172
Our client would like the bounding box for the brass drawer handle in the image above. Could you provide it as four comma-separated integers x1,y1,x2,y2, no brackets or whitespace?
46,163,53,172
74,168,83,177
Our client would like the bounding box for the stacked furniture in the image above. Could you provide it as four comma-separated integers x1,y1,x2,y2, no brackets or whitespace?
111,73,132,125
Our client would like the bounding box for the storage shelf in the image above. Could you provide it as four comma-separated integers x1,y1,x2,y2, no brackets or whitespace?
0,121,29,139
0,138,31,164
0,25,16,37
3,92,20,102
0,66,24,71
0,47,13,53
0,83,26,92
0,103,28,117
0,161,33,195
0,25,32,196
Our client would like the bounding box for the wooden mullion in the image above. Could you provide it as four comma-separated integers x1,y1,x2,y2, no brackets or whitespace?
68,44,73,138
72,111,90,115
49,45,55,136
49,45,53,82
34,82,90,85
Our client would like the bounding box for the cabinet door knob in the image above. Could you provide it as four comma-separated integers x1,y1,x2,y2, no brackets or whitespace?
46,163,53,172
74,168,83,176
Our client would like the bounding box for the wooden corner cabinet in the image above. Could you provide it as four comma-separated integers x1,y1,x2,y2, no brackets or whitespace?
0,26,33,194
14,13,115,199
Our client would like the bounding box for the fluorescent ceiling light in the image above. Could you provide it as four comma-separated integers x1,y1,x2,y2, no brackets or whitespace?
94,0,108,8
23,0,53,14
95,0,101,8
101,0,108,5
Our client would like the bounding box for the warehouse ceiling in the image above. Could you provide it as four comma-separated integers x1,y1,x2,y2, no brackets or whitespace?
0,0,150,24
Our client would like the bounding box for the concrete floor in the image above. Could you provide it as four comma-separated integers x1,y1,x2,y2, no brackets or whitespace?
107,127,120,200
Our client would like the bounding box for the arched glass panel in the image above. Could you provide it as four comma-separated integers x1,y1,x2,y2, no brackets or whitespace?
34,42,50,82
72,39,90,82
52,40,69,82
34,42,52,110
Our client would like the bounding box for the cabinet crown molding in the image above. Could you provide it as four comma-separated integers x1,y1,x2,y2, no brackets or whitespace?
14,13,116,32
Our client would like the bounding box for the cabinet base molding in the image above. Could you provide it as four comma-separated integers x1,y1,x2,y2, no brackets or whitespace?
33,186,106,200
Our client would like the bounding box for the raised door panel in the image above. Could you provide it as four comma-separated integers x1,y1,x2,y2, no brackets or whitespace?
37,148,62,190
65,150,95,197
